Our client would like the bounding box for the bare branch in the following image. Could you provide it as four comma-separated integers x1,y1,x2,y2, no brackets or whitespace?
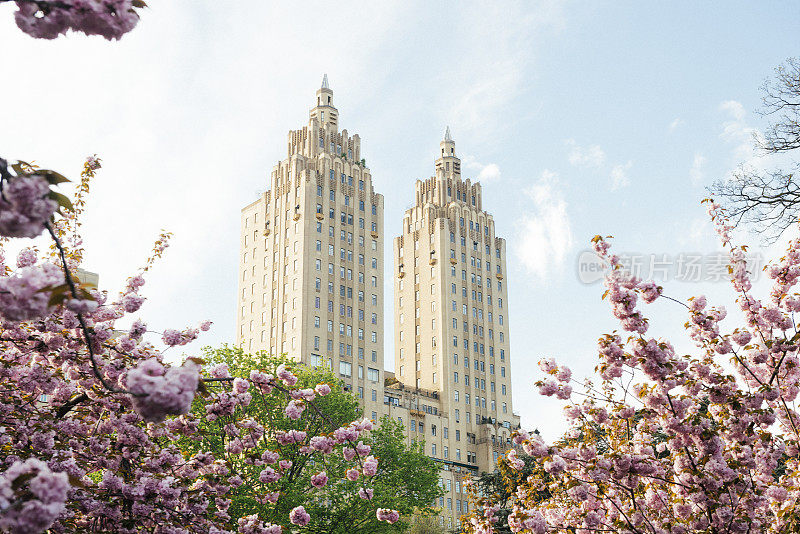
708,164,800,244
757,57,800,154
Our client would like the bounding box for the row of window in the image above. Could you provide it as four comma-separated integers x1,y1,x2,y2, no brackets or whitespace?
324,172,363,191
314,319,378,337
449,230,498,253
317,222,378,248
400,236,499,260
316,243,379,267
439,477,467,495
312,336,378,354
453,390,508,412
318,186,378,215
451,375,507,394
451,403,507,423
314,284,378,304
319,359,380,382
312,262,379,286
310,353,378,368
318,137,352,160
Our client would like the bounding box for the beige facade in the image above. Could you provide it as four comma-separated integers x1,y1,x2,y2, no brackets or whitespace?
236,79,521,532
390,129,521,530
236,76,386,421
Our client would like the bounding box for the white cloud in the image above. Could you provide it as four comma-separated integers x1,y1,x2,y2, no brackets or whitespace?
462,155,501,183
566,139,605,168
690,153,706,186
515,170,573,280
720,100,746,122
669,118,684,132
719,100,756,163
478,163,501,182
689,217,712,244
717,98,791,182
439,3,567,144
610,160,633,190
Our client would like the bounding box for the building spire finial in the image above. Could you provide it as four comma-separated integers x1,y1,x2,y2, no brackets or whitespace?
444,126,452,142
321,73,329,90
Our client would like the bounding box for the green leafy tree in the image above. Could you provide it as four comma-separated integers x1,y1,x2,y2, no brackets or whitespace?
182,346,443,532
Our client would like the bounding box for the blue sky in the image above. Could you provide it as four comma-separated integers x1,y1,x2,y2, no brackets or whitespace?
1,1,797,440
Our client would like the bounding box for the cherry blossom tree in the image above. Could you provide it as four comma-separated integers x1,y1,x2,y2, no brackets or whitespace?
0,156,399,533
464,200,800,533
180,346,442,533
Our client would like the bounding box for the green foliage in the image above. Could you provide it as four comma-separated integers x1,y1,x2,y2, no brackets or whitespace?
181,345,443,532
408,513,448,534
303,416,444,533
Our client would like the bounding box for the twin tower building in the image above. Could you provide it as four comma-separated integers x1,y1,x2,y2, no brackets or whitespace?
236,76,519,529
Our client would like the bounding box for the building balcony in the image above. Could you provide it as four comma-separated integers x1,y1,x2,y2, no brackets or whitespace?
315,212,324,220
370,231,379,239
450,257,457,265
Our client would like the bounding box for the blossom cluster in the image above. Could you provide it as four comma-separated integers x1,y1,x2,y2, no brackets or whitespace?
464,208,800,533
13,0,142,40
0,458,70,534
0,173,57,238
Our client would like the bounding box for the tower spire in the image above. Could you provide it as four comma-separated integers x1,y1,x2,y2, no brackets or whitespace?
436,126,459,179
312,75,336,129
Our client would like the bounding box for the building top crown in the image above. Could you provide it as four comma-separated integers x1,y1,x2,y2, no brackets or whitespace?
312,75,337,128
438,126,457,162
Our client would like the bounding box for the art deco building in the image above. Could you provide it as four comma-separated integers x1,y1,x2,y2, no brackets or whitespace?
386,129,521,530
236,79,520,530
236,76,386,422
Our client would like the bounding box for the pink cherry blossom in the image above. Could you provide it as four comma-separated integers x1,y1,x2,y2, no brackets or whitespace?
506,449,524,470
276,364,298,386
126,358,200,422
289,505,310,526
314,383,332,396
376,508,400,524
0,174,57,238
310,471,328,488
0,458,69,534
13,0,141,40
362,455,378,476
